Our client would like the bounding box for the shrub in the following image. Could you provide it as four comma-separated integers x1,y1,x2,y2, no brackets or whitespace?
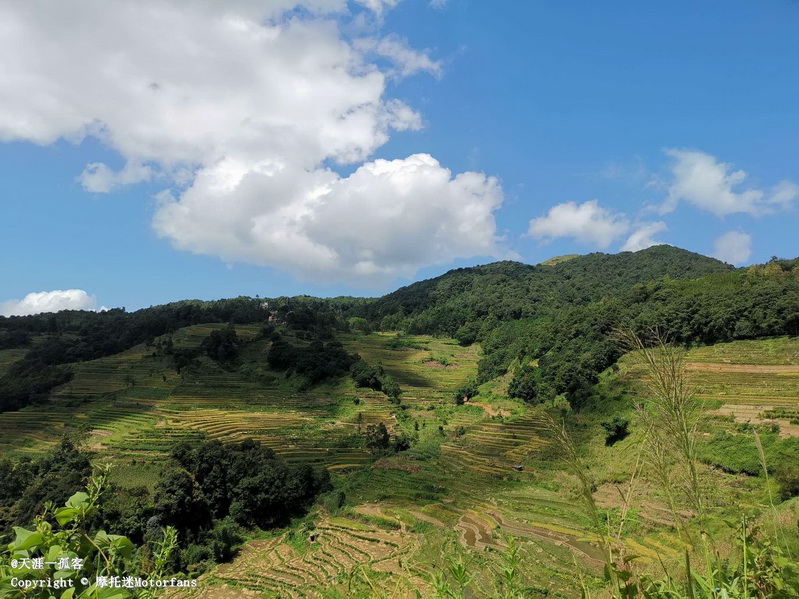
453,379,479,405
775,463,799,501
601,416,630,446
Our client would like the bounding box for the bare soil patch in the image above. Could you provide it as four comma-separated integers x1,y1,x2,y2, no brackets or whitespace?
686,363,799,374
707,403,799,438
456,512,502,550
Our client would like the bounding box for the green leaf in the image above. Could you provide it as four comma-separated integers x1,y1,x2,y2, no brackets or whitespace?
93,531,134,558
61,588,76,599
65,492,90,509
110,535,134,559
46,544,64,561
54,507,80,526
11,527,43,551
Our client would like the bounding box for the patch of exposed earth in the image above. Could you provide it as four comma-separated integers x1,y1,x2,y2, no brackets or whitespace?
707,403,799,438
686,363,799,374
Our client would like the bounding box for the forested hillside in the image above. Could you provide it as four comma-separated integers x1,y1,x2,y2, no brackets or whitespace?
2,247,798,414
358,246,799,408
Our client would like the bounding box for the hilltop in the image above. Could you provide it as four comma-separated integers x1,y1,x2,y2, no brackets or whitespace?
538,253,581,266
363,245,731,329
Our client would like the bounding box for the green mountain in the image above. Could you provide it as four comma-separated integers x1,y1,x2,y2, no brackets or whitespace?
365,245,732,328
4,246,799,414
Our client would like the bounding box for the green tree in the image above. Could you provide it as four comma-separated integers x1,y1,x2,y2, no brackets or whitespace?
365,423,390,453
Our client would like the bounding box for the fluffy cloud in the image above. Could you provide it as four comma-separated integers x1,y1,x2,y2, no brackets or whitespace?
527,200,629,248
663,150,798,216
154,153,504,281
621,221,667,252
712,231,752,266
0,0,501,284
0,290,101,317
0,1,415,168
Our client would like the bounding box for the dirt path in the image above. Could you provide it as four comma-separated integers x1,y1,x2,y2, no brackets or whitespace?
686,363,799,374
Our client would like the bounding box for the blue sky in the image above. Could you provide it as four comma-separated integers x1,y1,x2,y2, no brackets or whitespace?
1,0,797,315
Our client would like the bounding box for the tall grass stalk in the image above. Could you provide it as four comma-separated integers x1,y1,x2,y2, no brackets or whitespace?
541,411,622,594
615,328,705,523
753,429,792,557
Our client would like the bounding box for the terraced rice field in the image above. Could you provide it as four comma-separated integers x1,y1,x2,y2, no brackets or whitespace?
198,511,426,599
444,412,551,475
0,326,410,472
5,326,793,597
340,333,480,406
686,338,799,436
619,336,799,437
162,331,613,595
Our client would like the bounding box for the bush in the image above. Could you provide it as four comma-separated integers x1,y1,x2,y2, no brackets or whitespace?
203,517,244,562
350,359,403,402
200,325,241,363
775,463,799,501
350,359,383,390
453,379,479,405
156,439,331,534
601,416,630,446
392,434,412,452
365,423,391,452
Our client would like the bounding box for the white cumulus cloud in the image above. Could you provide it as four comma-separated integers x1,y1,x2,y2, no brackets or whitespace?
663,149,798,216
528,200,629,249
153,153,505,282
712,231,752,265
0,0,499,285
0,290,101,317
621,221,668,252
